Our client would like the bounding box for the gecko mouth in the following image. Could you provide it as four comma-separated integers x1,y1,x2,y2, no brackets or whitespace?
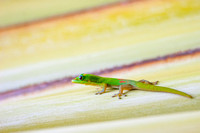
71,79,81,83
71,79,88,84
72,79,99,86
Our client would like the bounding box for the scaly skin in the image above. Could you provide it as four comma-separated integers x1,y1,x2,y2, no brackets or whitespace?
72,74,193,99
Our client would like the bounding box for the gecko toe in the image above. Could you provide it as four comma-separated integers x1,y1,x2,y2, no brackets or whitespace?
112,93,126,99
112,94,117,97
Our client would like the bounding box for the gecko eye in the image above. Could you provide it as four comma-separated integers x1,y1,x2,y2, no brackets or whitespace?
79,75,83,80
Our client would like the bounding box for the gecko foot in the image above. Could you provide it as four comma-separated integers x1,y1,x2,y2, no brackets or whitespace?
95,91,104,95
112,93,127,99
154,81,159,85
139,79,160,85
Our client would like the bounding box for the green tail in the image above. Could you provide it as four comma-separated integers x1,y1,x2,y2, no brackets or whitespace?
135,82,193,99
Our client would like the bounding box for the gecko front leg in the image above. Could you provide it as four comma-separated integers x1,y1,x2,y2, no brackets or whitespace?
95,83,107,95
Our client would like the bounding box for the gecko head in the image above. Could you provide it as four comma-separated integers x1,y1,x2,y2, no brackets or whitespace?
72,73,86,84
72,73,100,86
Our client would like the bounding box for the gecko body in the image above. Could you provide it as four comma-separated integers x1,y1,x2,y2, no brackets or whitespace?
72,74,193,99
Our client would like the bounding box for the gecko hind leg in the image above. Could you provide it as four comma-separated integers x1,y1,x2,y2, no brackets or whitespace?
112,84,133,99
139,79,159,85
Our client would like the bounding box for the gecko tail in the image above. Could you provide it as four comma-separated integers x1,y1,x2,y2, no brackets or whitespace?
135,82,193,99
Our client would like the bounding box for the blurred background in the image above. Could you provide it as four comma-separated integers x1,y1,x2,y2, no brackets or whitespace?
0,0,200,132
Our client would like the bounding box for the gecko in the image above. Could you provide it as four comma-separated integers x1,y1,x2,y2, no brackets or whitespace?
72,73,193,99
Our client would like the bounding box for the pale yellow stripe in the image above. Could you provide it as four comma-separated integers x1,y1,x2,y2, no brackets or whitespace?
22,110,200,133
0,0,122,27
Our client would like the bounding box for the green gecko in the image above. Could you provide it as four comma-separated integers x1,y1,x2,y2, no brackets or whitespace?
72,74,193,99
